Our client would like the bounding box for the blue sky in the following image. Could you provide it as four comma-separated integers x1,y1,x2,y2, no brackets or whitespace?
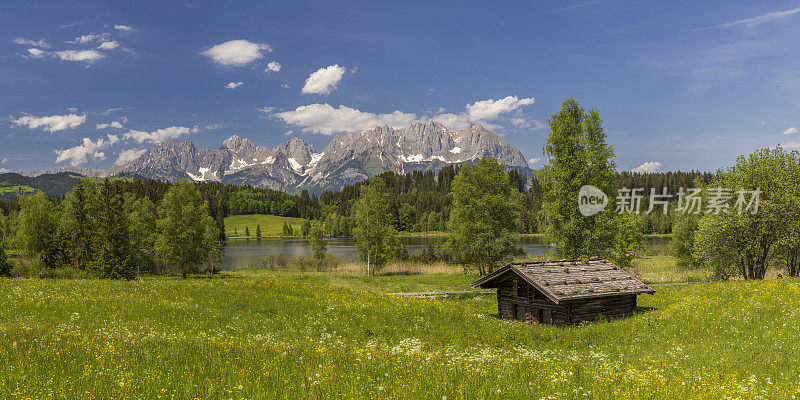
2,0,800,173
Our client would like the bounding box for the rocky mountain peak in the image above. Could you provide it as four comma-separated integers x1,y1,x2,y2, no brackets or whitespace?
113,121,530,193
222,135,254,153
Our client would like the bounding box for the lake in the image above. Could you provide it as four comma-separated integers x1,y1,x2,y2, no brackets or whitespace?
222,235,671,270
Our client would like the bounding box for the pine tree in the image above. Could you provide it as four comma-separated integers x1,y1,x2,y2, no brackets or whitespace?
59,179,98,270
245,226,250,237
281,222,295,236
91,180,134,279
255,224,262,238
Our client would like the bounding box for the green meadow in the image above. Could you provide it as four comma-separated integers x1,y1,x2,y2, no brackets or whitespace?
224,214,308,237
2,270,800,399
0,184,36,195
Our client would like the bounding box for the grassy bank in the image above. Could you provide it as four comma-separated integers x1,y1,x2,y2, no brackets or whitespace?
234,254,711,286
396,230,448,238
224,214,308,237
2,272,800,399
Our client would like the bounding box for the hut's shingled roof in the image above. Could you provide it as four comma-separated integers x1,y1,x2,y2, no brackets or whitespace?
471,259,655,304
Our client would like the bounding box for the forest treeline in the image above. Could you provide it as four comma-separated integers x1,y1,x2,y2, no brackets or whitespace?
0,179,223,279
0,167,717,240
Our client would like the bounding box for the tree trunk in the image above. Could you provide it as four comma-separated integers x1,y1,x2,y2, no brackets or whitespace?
787,248,799,277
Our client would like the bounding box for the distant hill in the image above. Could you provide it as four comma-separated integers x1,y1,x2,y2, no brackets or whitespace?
0,172,82,200
0,172,137,201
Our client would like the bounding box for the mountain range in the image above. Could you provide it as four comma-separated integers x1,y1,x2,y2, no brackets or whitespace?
19,121,530,193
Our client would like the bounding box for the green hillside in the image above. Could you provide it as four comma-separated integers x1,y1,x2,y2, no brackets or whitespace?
0,184,37,195
224,214,308,237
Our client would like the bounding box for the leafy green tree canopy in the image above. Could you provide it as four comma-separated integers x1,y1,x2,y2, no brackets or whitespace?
15,191,56,257
309,220,327,260
156,181,221,278
352,177,401,275
538,98,619,260
445,157,522,275
695,147,800,279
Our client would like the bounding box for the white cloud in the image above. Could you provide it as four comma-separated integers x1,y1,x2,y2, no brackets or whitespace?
96,121,124,129
73,34,100,43
97,41,119,50
527,158,541,166
13,113,86,132
429,95,535,130
273,104,417,135
226,81,243,89
13,37,48,48
102,107,123,116
26,48,48,58
465,96,535,120
783,141,800,150
713,6,800,29
632,161,663,173
510,118,530,128
55,134,118,166
114,25,133,32
55,49,104,62
201,39,272,66
123,126,199,143
430,112,471,130
115,148,146,165
266,61,281,73
511,118,546,130
783,126,798,135
274,94,537,134
301,65,346,95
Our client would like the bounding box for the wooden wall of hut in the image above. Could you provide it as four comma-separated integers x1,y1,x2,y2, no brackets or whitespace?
495,276,637,325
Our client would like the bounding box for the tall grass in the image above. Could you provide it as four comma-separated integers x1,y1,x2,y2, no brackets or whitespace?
2,275,800,399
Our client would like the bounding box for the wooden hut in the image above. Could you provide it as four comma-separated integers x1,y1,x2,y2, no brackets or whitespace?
471,259,655,325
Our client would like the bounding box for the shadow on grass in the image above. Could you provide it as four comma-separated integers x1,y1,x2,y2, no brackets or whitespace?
147,272,242,280
379,271,422,276
635,305,657,314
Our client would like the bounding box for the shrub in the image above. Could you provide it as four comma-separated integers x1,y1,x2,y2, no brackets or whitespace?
0,245,11,277
671,215,703,269
245,254,289,271
410,244,452,264
10,260,29,278
291,253,343,272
